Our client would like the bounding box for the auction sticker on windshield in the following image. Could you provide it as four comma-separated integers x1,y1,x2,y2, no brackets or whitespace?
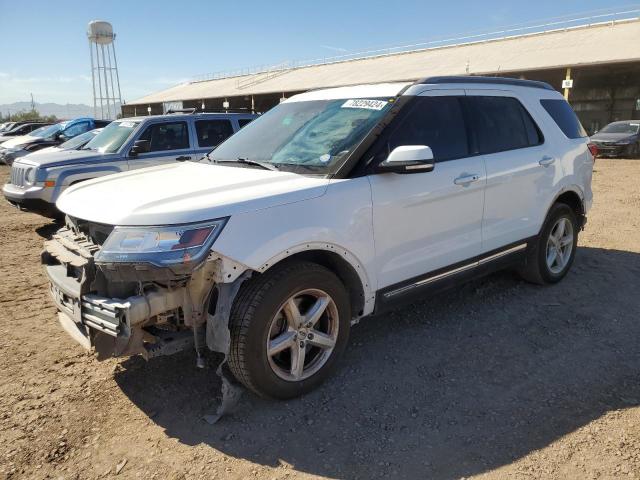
341,99,388,110
119,121,136,128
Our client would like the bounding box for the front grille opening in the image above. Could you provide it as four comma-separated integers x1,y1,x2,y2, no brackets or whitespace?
66,216,114,247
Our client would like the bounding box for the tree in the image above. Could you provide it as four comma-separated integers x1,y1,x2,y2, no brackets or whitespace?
0,109,58,123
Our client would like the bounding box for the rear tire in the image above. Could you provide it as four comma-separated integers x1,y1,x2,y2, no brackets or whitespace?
518,202,578,285
228,261,351,399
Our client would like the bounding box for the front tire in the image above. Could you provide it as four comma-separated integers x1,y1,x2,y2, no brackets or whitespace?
518,202,579,285
228,261,351,399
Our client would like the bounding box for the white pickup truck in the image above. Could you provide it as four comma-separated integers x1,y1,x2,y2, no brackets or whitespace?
42,77,594,400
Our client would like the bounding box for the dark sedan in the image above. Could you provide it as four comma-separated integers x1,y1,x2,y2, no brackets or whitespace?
590,121,640,158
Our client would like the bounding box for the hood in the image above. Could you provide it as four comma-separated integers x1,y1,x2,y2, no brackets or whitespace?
590,132,638,142
56,162,329,226
17,148,107,167
0,135,40,149
28,146,62,156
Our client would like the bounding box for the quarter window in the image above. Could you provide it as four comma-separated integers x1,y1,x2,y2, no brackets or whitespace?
386,96,469,161
138,121,189,152
465,96,542,154
195,120,234,148
238,118,254,128
63,121,91,138
540,99,587,139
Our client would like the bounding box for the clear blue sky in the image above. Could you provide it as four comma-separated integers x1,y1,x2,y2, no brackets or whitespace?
0,0,632,105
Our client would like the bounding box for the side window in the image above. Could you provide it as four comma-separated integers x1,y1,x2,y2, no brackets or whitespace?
465,96,541,154
386,96,469,161
540,99,587,139
238,118,254,128
138,121,190,152
63,121,90,138
195,120,234,148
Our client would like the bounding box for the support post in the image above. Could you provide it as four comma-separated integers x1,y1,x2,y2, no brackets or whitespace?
563,67,572,101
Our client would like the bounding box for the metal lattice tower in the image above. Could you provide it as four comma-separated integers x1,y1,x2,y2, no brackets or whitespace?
87,20,122,120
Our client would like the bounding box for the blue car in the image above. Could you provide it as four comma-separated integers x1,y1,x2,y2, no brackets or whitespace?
0,118,111,165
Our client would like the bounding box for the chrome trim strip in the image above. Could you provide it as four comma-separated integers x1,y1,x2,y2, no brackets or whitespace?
478,243,527,265
383,243,527,299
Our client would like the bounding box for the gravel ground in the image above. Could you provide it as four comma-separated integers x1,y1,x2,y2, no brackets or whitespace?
1,159,639,480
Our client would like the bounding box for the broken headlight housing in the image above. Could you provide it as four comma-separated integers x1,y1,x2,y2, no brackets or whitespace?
95,218,228,267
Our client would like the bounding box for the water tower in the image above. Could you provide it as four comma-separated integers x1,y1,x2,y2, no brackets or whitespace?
87,20,122,120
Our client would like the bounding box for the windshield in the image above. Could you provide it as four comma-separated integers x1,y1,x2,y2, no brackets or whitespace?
210,98,394,174
83,120,139,153
31,123,63,138
600,122,640,134
59,129,99,150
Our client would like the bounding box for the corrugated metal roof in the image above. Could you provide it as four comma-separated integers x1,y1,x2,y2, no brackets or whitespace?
127,19,640,106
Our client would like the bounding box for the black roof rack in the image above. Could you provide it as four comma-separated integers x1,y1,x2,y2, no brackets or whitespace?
417,75,554,91
165,108,197,114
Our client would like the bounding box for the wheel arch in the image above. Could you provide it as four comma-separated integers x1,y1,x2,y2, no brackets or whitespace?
551,187,585,229
256,243,375,321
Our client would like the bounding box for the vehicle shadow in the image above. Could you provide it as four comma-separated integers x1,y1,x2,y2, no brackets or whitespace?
35,220,63,239
114,246,640,479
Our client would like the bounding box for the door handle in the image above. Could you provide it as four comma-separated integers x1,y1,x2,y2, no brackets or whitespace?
176,156,191,162
539,156,555,167
454,174,480,186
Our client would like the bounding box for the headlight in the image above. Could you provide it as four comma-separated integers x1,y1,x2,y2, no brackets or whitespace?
24,168,36,185
95,218,228,267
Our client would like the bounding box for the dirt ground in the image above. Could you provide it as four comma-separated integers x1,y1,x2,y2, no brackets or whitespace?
0,159,639,480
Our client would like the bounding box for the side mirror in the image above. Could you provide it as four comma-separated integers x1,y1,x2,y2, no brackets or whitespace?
56,132,68,142
129,139,150,156
377,145,435,174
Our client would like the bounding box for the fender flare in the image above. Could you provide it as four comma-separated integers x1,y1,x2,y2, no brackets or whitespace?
256,241,376,318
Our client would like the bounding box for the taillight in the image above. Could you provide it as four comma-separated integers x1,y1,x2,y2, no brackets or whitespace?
588,143,598,160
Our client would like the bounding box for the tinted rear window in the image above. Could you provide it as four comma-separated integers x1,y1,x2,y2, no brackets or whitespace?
195,120,234,148
466,96,543,154
540,99,587,139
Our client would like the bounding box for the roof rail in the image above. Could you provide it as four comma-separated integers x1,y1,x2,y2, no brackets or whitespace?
165,108,197,114
417,75,555,90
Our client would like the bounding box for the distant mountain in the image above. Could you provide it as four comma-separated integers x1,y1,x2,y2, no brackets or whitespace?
0,102,120,120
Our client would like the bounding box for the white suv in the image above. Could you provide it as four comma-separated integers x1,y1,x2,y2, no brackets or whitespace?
42,76,594,399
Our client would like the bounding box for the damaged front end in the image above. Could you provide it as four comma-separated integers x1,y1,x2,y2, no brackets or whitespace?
41,216,249,363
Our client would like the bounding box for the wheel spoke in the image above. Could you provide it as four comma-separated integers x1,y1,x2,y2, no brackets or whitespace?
290,342,306,379
556,246,565,266
560,233,574,247
307,330,336,350
283,298,303,328
304,295,330,327
557,218,566,238
268,331,296,357
547,247,558,267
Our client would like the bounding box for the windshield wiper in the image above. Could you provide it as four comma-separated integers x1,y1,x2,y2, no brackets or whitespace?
236,157,279,171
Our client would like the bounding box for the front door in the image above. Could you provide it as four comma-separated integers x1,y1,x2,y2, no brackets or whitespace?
368,91,486,290
128,120,194,169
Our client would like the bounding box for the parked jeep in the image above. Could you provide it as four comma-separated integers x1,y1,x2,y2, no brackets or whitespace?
42,77,594,399
3,112,256,216
0,118,111,166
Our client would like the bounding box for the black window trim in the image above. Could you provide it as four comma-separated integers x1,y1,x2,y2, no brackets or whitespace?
348,93,546,177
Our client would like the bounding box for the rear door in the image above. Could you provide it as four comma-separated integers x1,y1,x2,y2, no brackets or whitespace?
368,91,487,290
464,90,555,252
193,118,235,160
127,120,194,169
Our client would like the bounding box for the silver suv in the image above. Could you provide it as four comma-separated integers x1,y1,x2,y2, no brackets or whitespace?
3,111,256,216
